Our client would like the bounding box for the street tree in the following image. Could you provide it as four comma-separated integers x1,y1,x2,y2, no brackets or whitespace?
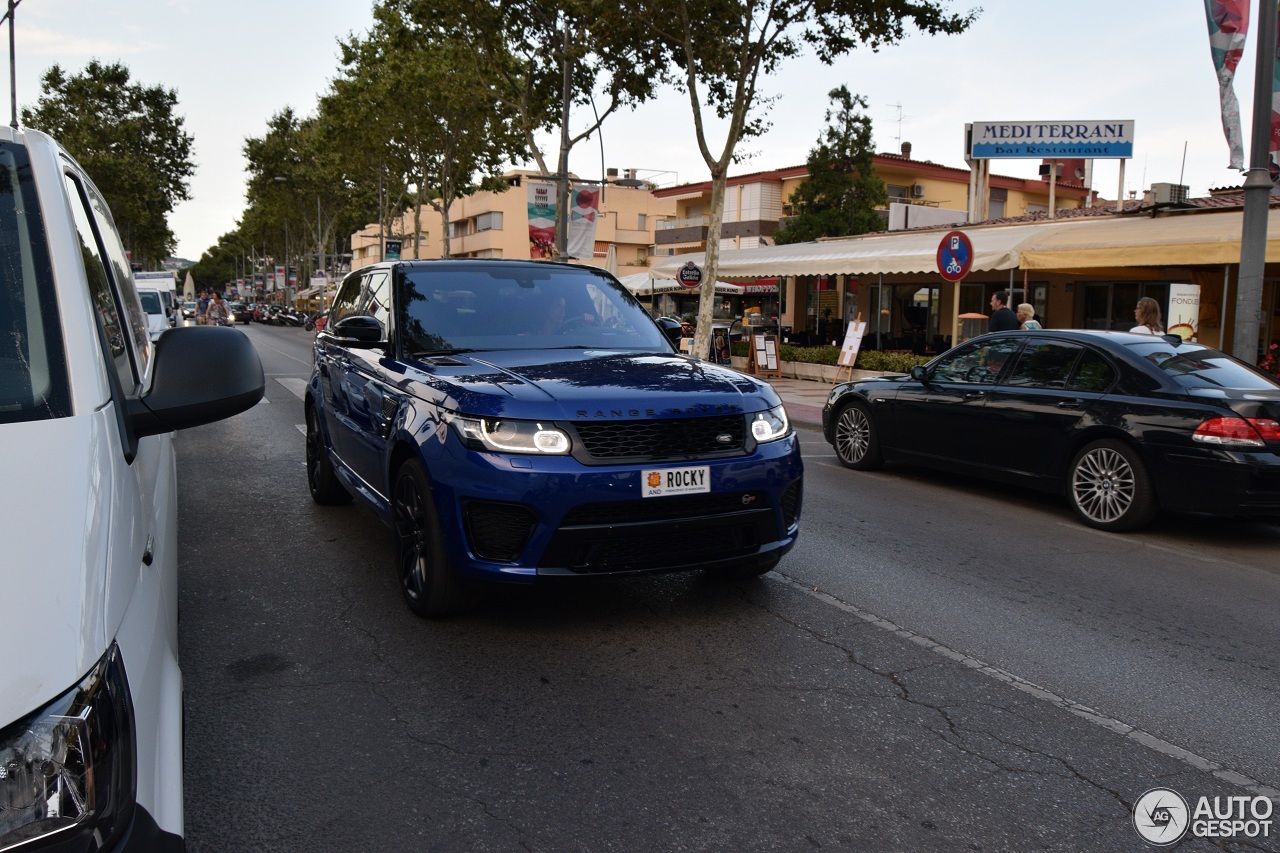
405,0,668,256
774,86,886,245
639,0,977,357
330,2,525,259
22,60,195,267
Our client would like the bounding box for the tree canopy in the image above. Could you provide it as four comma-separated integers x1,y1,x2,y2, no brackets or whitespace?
22,60,195,267
637,0,978,355
774,86,887,244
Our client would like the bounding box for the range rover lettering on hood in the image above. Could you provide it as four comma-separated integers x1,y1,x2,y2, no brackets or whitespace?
575,403,745,418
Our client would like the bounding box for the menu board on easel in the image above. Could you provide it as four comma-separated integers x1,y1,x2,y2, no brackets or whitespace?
749,333,781,377
834,318,866,383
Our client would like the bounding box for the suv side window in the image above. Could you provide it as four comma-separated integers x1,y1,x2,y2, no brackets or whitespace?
64,173,137,393
81,175,150,376
361,271,391,329
330,270,363,323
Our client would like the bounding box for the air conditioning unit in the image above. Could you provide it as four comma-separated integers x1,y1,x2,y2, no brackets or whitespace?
910,184,925,198
1151,182,1189,204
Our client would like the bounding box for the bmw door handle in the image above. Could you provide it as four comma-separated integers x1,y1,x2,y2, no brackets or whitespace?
962,391,986,402
1056,398,1084,409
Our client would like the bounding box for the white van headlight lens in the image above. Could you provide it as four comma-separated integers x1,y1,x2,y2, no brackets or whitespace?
0,645,135,851
452,415,571,454
750,405,790,443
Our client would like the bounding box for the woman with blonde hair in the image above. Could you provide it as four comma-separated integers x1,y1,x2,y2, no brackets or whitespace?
1016,303,1041,330
1130,297,1164,334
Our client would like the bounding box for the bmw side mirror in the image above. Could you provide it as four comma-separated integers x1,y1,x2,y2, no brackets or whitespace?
910,365,929,382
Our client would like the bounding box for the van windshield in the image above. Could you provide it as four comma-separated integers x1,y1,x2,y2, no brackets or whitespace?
0,141,70,424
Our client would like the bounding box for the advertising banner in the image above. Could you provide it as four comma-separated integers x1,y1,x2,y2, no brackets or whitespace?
1204,0,1249,170
970,121,1135,159
565,186,600,260
1168,283,1202,341
528,181,557,258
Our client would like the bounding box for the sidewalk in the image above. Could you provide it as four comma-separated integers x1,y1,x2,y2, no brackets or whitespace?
758,376,831,432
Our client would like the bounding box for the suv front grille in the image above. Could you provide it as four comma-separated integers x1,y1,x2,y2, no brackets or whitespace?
570,415,745,462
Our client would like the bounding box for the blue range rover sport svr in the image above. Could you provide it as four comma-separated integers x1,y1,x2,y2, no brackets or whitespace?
306,260,803,616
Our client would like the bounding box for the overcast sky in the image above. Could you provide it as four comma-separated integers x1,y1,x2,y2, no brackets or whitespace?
9,0,1265,262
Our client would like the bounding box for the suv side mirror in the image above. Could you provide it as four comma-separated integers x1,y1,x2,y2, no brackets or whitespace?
654,317,682,345
127,326,265,437
331,314,386,345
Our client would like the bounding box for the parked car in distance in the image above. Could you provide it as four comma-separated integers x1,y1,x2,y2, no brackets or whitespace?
306,260,803,616
0,125,265,852
823,329,1280,531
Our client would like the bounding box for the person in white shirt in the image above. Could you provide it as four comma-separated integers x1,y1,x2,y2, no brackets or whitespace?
1129,296,1164,334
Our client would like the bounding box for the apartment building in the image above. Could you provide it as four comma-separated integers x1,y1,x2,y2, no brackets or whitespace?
351,170,678,275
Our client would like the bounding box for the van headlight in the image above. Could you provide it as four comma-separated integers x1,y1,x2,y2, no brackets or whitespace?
0,645,135,852
452,415,571,454
750,405,790,443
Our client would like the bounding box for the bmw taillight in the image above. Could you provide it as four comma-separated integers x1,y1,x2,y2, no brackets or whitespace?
1192,416,1280,448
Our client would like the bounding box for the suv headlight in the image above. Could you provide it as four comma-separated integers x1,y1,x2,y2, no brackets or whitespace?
750,405,790,443
0,645,135,852
452,415,571,454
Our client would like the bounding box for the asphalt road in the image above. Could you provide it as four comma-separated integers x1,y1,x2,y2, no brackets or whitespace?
177,322,1280,851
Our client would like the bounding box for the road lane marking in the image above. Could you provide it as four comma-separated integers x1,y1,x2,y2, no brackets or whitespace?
275,377,309,400
773,571,1280,801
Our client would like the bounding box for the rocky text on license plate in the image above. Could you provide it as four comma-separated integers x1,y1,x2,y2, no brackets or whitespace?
642,466,711,497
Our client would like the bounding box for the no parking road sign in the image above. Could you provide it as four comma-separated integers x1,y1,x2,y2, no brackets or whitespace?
936,230,973,282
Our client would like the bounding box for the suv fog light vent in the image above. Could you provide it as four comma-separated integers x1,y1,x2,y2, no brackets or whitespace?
463,501,537,562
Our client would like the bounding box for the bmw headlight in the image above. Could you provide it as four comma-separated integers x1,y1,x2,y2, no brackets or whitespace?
452,415,571,454
0,645,135,852
750,405,790,443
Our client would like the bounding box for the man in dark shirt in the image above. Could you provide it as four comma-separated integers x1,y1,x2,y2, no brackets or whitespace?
988,290,1019,332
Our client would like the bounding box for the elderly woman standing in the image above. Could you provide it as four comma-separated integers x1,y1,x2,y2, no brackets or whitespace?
1016,303,1041,330
1130,296,1164,334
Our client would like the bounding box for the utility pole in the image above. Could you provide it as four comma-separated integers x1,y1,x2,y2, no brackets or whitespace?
1235,0,1276,362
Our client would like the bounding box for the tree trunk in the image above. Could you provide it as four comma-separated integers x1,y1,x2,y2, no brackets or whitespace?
691,168,727,359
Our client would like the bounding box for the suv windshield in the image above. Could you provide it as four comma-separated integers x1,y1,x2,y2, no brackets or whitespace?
1132,340,1280,391
0,141,70,423
396,265,670,354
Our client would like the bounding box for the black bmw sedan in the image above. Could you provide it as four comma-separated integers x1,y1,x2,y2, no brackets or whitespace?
822,330,1280,531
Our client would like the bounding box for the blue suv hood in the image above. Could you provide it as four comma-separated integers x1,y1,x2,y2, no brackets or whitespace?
407,350,779,420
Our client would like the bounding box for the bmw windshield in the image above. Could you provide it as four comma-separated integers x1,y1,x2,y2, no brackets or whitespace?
0,141,70,424
397,265,671,354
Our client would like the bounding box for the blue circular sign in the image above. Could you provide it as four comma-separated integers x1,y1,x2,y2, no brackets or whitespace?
936,230,973,282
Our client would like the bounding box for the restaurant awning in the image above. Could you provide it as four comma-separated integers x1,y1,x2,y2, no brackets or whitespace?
618,272,744,295
650,220,1066,279
648,207,1280,280
1017,208,1280,269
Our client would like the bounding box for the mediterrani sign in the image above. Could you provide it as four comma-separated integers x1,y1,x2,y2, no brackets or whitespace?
970,120,1134,159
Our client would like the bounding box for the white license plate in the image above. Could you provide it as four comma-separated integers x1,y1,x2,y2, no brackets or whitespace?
642,466,711,497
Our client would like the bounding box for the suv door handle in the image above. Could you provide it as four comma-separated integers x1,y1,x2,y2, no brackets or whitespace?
962,391,986,402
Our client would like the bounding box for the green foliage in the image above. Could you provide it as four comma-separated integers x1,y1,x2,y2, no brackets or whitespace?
729,342,930,373
22,60,194,266
775,87,886,244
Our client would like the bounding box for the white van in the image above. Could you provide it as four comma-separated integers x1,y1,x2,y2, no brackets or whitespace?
135,285,171,342
0,126,264,851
